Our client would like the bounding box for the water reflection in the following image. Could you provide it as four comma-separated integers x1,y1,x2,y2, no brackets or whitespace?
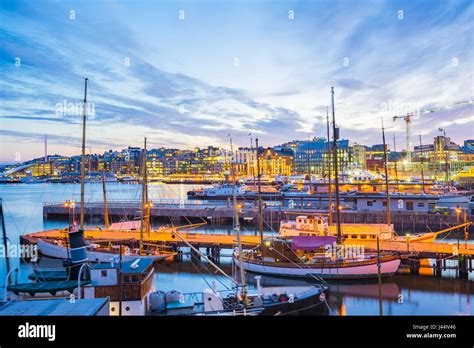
0,183,473,315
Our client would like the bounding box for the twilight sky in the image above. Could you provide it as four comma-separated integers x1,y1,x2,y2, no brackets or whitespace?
0,0,473,162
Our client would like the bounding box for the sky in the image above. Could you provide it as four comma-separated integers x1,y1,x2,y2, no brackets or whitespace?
0,0,473,163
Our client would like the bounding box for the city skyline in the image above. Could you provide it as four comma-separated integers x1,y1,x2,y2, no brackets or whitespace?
1,0,473,163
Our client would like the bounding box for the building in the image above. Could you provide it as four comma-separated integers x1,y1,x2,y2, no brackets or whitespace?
258,147,293,176
294,138,351,175
353,193,438,213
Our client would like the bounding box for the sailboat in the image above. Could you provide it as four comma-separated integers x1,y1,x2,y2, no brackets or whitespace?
278,120,471,243
233,87,402,279
22,80,177,263
149,137,329,316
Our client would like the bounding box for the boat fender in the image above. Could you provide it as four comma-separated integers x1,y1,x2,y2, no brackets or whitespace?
166,290,181,303
150,291,167,312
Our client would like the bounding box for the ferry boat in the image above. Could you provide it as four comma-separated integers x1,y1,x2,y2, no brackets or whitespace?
430,184,473,207
7,258,156,316
279,215,439,243
149,283,329,316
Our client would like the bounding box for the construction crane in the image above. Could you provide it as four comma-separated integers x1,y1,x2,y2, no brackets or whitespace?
392,99,473,163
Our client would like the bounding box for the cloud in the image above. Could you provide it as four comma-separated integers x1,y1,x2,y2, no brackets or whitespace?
0,0,472,161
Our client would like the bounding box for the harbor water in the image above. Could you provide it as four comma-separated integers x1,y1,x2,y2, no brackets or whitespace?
0,183,473,315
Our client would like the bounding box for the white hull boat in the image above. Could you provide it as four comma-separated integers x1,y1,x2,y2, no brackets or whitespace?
234,255,401,279
37,239,174,263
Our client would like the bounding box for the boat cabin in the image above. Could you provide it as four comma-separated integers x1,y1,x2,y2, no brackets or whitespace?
82,258,154,316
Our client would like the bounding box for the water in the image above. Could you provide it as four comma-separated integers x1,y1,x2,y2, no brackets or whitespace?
0,183,473,315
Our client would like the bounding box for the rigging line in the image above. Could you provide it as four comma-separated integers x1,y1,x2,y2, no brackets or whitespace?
262,243,327,285
20,181,51,235
189,256,234,290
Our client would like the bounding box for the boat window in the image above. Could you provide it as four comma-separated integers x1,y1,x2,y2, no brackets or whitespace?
123,275,130,283
132,275,140,283
360,235,367,239
382,201,387,207
367,201,373,206
101,270,107,277
351,235,357,239
406,201,414,211
418,202,424,207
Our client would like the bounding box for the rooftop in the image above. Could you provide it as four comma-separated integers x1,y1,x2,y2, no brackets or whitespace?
92,258,154,274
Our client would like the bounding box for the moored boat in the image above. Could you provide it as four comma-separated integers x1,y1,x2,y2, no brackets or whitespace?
234,236,401,280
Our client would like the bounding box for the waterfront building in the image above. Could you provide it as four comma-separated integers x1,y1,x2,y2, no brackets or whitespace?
353,193,437,213
258,147,293,176
293,137,351,175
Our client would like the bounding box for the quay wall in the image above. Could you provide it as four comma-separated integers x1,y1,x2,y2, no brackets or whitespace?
43,202,474,233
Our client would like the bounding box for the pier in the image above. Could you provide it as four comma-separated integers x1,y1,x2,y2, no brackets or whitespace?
43,200,474,232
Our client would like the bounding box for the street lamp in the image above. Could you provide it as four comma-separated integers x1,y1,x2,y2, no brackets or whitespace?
64,200,76,226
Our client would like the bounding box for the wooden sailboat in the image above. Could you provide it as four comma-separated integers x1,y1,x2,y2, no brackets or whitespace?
148,137,329,316
233,87,401,279
278,122,471,243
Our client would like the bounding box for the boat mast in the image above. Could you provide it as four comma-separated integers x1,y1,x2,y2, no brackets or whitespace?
230,136,247,300
382,120,391,228
418,133,426,194
0,199,11,280
331,87,342,244
255,138,264,241
392,134,400,193
139,137,147,253
326,107,333,226
144,142,150,236
102,170,110,229
79,78,88,230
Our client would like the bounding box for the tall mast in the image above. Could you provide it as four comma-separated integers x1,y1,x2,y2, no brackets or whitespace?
250,137,257,189
326,107,333,226
255,138,264,241
418,134,426,194
392,134,400,193
102,170,110,229
79,78,88,230
139,137,147,252
443,129,449,187
331,87,342,244
144,142,150,236
382,120,391,228
230,136,247,300
0,199,11,280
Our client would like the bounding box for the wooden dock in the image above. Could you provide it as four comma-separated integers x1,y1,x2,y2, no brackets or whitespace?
23,226,474,277
23,228,263,248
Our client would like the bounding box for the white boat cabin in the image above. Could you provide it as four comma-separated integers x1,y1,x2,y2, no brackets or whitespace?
280,215,395,241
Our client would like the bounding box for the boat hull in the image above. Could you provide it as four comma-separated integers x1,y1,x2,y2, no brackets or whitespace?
259,287,329,316
234,256,401,280
37,239,173,263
